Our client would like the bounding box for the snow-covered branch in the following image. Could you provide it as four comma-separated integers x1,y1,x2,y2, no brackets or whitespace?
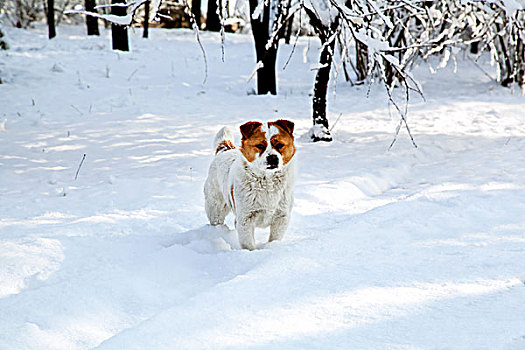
65,0,162,26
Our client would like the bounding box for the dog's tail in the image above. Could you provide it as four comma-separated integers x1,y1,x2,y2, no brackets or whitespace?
213,126,236,154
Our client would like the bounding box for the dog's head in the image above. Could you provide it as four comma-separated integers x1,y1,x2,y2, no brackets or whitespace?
239,119,295,172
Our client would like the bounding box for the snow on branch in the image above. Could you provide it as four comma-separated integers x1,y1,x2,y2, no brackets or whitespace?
65,0,161,26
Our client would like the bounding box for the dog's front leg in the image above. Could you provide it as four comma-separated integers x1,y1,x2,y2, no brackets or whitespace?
269,212,289,242
236,212,257,250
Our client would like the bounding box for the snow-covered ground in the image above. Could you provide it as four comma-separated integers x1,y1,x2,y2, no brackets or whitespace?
1,24,525,349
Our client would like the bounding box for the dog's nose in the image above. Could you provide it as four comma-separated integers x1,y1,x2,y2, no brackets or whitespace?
266,154,279,169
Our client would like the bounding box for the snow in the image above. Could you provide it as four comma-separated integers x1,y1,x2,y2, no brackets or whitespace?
1,23,525,349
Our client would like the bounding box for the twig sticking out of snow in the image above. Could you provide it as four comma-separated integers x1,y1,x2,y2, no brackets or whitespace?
75,154,86,180
127,67,139,81
71,105,83,116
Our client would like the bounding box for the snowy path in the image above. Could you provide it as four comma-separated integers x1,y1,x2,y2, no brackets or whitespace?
1,25,525,349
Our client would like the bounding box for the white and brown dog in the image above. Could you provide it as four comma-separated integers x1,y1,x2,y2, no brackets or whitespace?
204,119,296,250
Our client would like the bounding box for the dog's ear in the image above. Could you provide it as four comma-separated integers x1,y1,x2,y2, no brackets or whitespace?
272,119,294,135
240,121,263,140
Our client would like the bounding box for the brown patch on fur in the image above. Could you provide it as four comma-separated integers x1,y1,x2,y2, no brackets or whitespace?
240,121,267,162
240,121,263,140
230,185,235,211
268,119,296,165
216,140,235,154
272,119,294,135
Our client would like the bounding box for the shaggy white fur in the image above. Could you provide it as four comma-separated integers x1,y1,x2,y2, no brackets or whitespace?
204,126,296,250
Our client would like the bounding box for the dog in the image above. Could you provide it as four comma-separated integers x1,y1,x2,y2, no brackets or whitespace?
204,119,296,250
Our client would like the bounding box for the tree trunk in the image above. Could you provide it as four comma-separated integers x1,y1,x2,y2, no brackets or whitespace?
206,0,220,31
191,0,202,29
311,37,336,142
355,39,368,82
249,0,278,95
254,39,278,95
47,0,56,39
143,0,150,38
111,0,129,51
85,0,100,36
15,0,23,28
303,8,339,142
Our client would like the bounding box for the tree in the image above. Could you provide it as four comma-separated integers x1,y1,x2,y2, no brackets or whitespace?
68,0,150,51
111,0,129,51
13,0,42,28
259,0,405,140
4,0,42,28
249,0,277,94
66,0,203,67
85,0,100,36
46,0,56,39
249,0,294,95
67,0,165,51
481,4,524,88
403,1,524,89
191,0,201,29
143,0,150,38
206,0,221,31
303,2,340,142
301,0,427,143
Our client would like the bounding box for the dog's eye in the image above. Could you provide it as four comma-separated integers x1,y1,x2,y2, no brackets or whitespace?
256,144,266,150
275,143,284,150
